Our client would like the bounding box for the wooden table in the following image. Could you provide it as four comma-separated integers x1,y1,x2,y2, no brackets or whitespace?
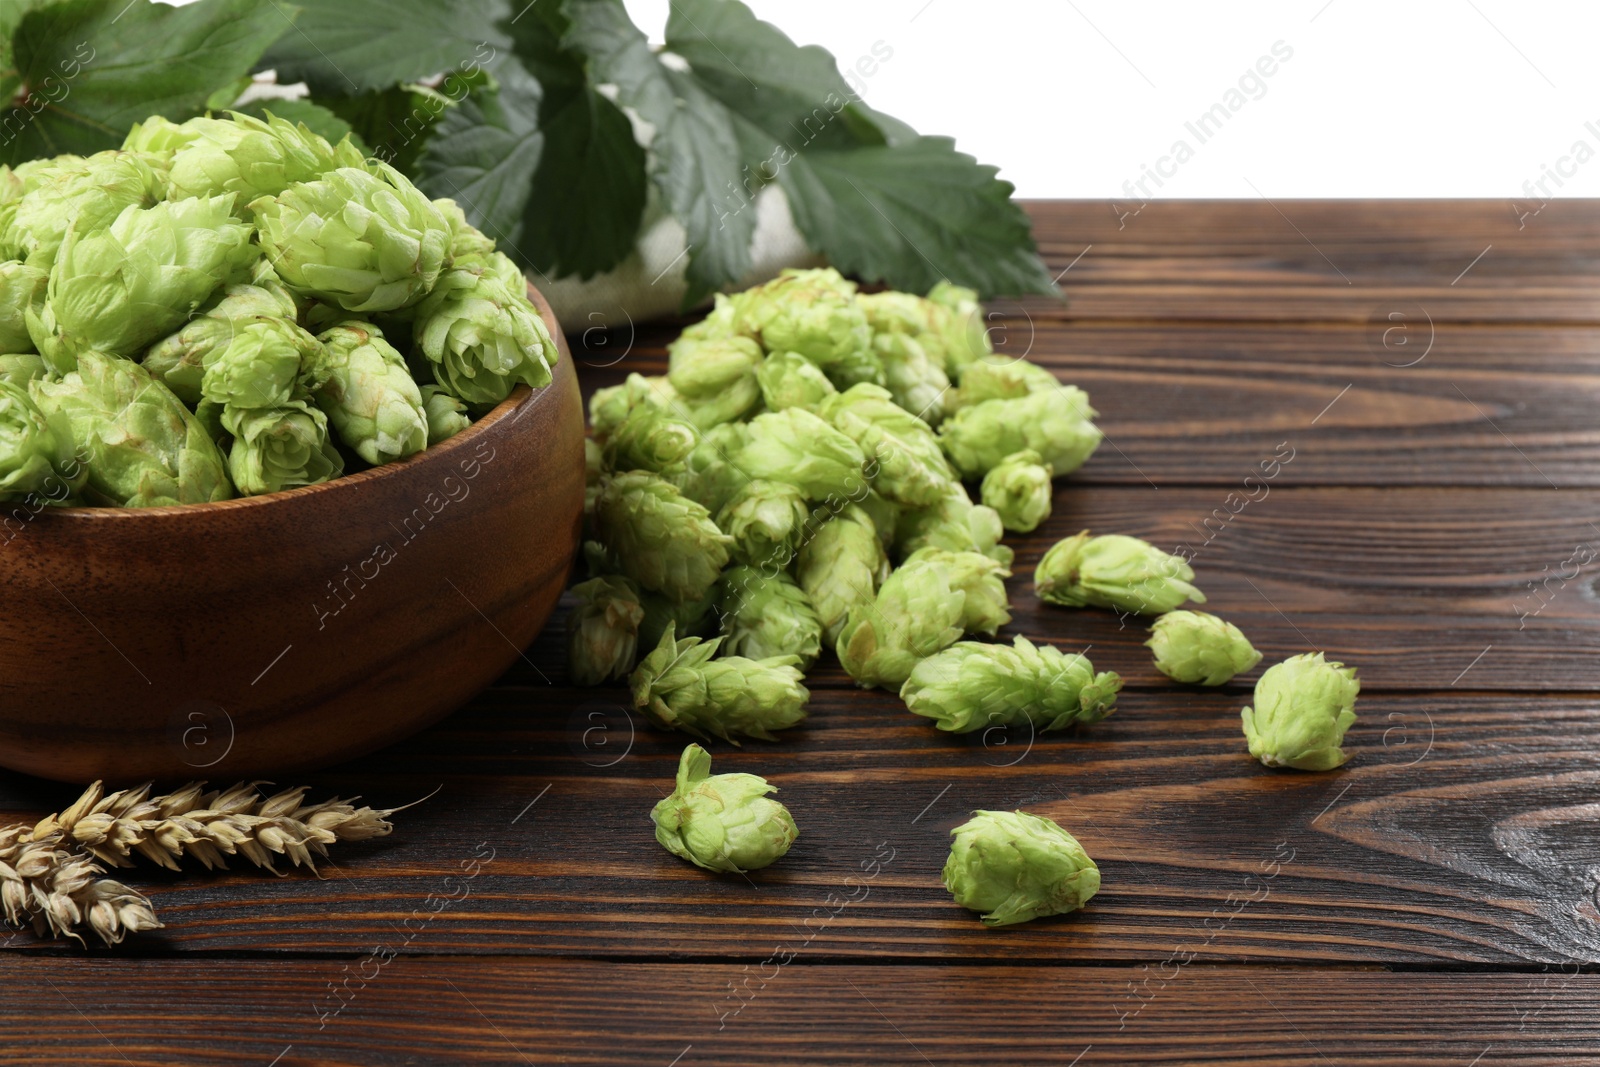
6,201,1600,1065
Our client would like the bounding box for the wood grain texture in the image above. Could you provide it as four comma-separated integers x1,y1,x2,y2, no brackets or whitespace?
4,958,1597,1066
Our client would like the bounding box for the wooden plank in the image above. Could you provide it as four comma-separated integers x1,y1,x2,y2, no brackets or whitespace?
2,691,1595,963
1018,199,1600,323
572,320,1600,487
5,958,1596,1065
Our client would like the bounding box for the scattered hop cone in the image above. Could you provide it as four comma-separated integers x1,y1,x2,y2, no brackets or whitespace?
163,111,366,205
925,281,993,380
716,565,824,668
943,810,1100,926
818,383,954,508
717,479,809,569
589,372,679,441
797,504,889,645
638,586,717,653
667,335,762,429
0,379,83,499
6,151,165,270
30,352,232,506
901,636,1121,733
735,407,867,501
413,251,555,405
604,404,700,475
755,350,837,412
837,557,966,690
0,354,46,386
200,318,324,412
1242,652,1359,771
224,399,344,496
902,547,1012,636
939,386,1102,479
651,744,798,873
0,260,46,353
735,268,876,384
419,385,471,445
435,197,497,261
949,356,1060,413
873,330,951,424
251,163,451,314
855,489,901,551
1148,610,1262,686
315,322,429,465
629,625,809,743
32,195,257,367
981,448,1053,533
673,421,753,515
567,575,645,686
1036,531,1205,616
895,481,1013,570
593,471,733,602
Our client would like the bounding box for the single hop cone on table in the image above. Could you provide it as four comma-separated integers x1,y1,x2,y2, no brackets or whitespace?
943,810,1101,927
629,625,809,744
1148,610,1262,686
567,575,646,687
980,448,1054,533
836,557,967,691
716,565,824,668
1035,530,1205,617
901,636,1122,734
650,744,798,874
592,470,733,603
1241,652,1359,771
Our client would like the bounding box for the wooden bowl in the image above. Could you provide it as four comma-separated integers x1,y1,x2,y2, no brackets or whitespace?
0,287,584,785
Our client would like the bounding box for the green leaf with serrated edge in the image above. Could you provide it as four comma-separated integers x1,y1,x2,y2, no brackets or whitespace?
0,0,294,165
317,79,471,174
414,59,543,258
259,0,511,96
778,136,1058,299
506,1,646,279
564,0,752,307
240,98,368,154
0,0,62,103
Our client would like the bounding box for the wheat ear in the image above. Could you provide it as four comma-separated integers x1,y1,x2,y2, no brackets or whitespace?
0,825,161,945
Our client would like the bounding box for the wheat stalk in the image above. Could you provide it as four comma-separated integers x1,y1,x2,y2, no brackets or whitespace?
0,825,161,945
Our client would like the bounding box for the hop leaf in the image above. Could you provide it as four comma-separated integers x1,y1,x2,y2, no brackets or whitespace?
1036,531,1205,616
650,744,798,873
1242,653,1359,771
629,625,808,744
943,810,1100,926
1148,610,1262,686
901,636,1121,733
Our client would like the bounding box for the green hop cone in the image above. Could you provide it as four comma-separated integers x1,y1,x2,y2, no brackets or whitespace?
856,489,901,551
949,356,1058,413
0,379,84,499
567,575,645,686
716,479,809,569
981,448,1054,533
32,195,258,368
314,322,429,465
902,547,1012,636
30,352,232,507
604,404,700,475
1036,531,1205,616
735,407,867,502
0,354,46,386
1148,610,1262,686
873,330,952,424
716,565,824,668
818,383,954,508
224,399,344,496
199,318,324,412
939,386,1102,479
837,557,966,690
164,111,366,205
0,261,46,353
7,150,165,270
593,471,734,602
667,335,762,429
734,268,877,385
589,372,678,440
413,252,555,405
895,482,1013,570
419,385,471,445
925,281,993,380
122,115,202,158
251,162,451,313
651,744,798,873
901,637,1121,734
143,275,303,405
1242,652,1359,771
638,586,717,653
943,810,1100,927
629,625,809,744
755,350,837,412
797,504,890,645
673,421,753,514
434,198,497,261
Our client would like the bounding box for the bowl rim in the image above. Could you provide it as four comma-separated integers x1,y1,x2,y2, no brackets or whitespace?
30,283,562,521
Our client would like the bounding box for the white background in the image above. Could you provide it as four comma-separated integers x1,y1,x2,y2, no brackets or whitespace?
627,0,1600,200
